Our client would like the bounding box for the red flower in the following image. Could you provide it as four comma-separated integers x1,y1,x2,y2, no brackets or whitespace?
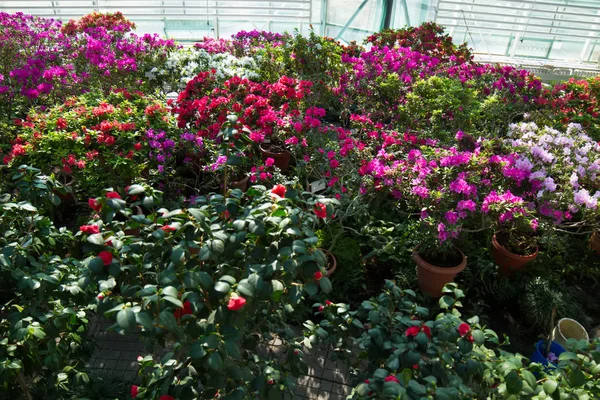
412,363,419,369
159,396,174,400
98,251,113,266
134,142,142,151
174,301,193,319
318,305,324,312
97,293,105,300
314,202,327,219
161,225,176,233
80,225,100,234
405,326,420,337
467,334,474,343
458,323,470,337
384,375,399,383
88,198,102,211
227,296,246,311
130,385,139,398
106,191,121,199
422,325,431,339
314,271,323,281
271,184,286,198
364,379,370,384
56,118,67,130
325,300,333,305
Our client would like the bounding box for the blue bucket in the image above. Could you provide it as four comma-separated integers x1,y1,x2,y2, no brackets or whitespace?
530,340,566,367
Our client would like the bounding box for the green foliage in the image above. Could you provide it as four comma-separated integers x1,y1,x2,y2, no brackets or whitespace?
0,191,95,398
398,76,479,144
305,281,600,399
82,184,338,398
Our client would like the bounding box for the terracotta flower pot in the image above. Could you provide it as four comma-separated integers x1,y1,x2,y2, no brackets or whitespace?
590,232,600,254
259,143,291,171
320,248,337,277
491,233,538,277
229,176,249,192
413,246,466,298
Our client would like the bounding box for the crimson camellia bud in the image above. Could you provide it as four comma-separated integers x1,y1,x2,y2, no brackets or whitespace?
458,322,470,337
270,184,286,198
97,293,105,300
227,295,246,311
106,191,121,199
88,198,101,211
313,271,323,281
267,378,274,385
325,300,333,305
130,385,139,398
384,375,399,383
318,305,324,312
314,202,327,218
293,349,299,355
98,251,113,266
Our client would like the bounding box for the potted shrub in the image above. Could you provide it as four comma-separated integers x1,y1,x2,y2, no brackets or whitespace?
369,145,483,297
482,190,539,276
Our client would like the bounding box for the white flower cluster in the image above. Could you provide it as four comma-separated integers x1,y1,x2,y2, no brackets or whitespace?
145,47,261,92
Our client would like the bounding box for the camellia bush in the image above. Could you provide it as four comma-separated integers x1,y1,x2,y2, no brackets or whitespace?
82,183,338,399
305,281,600,399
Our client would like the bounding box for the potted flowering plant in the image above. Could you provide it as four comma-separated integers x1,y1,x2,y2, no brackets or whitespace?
504,122,600,253
360,142,486,297
482,190,539,276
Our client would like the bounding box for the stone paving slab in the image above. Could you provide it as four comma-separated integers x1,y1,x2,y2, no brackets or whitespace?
88,316,355,399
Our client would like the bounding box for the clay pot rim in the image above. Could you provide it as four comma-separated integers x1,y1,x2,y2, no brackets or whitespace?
259,142,290,155
492,233,538,260
319,248,337,277
413,245,466,275
231,175,249,184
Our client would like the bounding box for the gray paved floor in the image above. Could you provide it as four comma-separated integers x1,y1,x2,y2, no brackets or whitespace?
87,317,355,399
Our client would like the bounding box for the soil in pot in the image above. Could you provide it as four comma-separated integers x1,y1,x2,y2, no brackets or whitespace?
492,232,538,277
259,142,291,171
414,246,466,298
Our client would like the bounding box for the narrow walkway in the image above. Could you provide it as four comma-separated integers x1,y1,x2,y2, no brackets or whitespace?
86,318,355,399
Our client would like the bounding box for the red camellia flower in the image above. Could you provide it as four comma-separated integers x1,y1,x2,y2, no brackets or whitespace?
458,323,470,337
422,325,432,339
80,225,100,234
88,198,101,211
106,191,121,199
133,142,142,151
98,251,113,266
227,296,246,311
271,184,286,198
384,375,399,383
174,301,193,319
314,271,323,281
325,300,333,305
318,305,324,312
314,202,327,219
405,326,420,337
130,385,139,398
161,225,176,233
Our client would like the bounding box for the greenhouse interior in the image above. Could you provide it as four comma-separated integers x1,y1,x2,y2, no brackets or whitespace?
1,0,600,399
